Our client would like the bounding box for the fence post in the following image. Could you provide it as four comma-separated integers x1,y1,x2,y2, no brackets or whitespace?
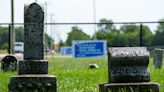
140,24,143,46
8,24,11,54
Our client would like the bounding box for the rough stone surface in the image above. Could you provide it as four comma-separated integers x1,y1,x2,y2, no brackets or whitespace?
18,60,48,74
24,3,44,60
110,66,150,82
108,47,150,83
153,48,163,68
9,75,57,92
99,82,159,92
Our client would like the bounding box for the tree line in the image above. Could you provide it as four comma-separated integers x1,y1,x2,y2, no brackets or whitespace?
64,18,164,47
0,26,53,50
0,18,163,50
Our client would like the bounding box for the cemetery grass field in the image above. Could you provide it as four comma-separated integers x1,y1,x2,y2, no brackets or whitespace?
0,57,164,92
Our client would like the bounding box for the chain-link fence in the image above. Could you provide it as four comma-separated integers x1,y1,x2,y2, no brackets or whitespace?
0,22,164,91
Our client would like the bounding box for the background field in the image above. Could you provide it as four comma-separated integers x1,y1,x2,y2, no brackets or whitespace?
0,57,164,92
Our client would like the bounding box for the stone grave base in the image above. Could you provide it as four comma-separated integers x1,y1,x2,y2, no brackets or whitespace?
99,82,159,92
8,74,57,92
18,60,48,74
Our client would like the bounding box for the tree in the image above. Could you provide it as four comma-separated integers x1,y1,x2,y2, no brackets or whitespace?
45,33,54,49
0,26,54,50
119,24,153,46
142,25,153,46
15,27,24,42
110,33,128,47
96,31,108,40
66,26,91,46
152,19,164,46
98,18,114,32
120,24,139,33
0,26,9,49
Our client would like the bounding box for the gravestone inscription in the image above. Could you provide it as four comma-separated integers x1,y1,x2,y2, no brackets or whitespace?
8,3,57,92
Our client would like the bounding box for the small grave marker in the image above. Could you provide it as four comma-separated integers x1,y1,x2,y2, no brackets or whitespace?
1,55,17,71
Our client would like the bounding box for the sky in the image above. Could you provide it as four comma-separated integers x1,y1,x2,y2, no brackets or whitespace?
0,0,164,42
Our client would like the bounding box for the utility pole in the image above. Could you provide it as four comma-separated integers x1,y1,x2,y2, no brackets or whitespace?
93,0,97,40
140,24,143,46
11,0,15,54
44,2,48,56
50,14,53,50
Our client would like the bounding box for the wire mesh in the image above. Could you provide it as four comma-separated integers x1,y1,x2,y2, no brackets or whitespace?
0,22,164,91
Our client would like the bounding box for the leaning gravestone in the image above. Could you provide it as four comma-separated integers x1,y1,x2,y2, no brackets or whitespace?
8,3,57,92
153,48,163,69
99,47,159,92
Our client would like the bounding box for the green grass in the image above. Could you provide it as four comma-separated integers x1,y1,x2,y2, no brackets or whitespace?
0,50,8,54
0,57,164,92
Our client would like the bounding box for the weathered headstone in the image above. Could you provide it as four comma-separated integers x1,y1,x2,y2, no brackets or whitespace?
1,55,17,71
153,48,163,69
24,3,44,60
108,47,150,83
8,3,57,92
99,47,159,92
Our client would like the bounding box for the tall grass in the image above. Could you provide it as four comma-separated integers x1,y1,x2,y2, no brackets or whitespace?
0,57,164,92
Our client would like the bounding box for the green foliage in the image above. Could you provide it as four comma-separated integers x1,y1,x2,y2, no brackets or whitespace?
0,26,24,50
110,33,129,47
96,31,108,40
142,25,153,46
1,43,9,49
0,26,53,50
45,33,54,49
15,27,24,42
120,24,139,33
0,26,9,49
96,19,154,47
66,26,91,46
59,40,65,47
152,19,164,46
98,18,114,32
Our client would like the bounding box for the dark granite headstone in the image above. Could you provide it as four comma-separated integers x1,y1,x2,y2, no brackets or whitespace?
18,3,48,75
99,47,159,92
9,3,57,92
24,3,44,60
108,47,150,83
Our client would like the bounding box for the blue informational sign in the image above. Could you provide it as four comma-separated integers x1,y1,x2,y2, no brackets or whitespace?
73,40,106,58
60,47,72,55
